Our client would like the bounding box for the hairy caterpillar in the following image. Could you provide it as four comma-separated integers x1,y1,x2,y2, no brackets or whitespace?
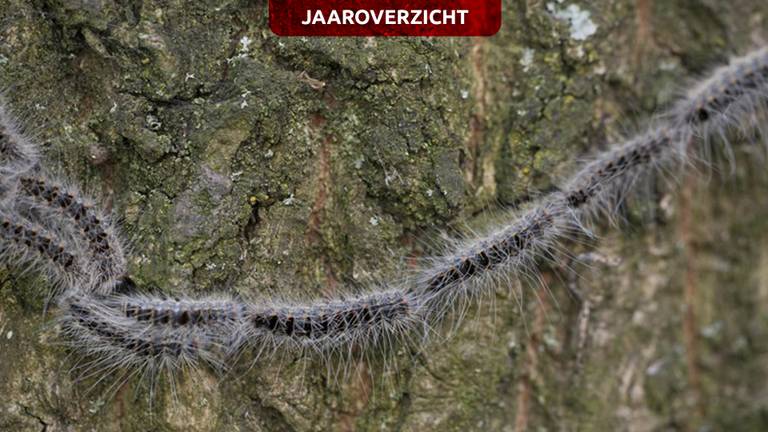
0,210,84,287
16,173,128,294
1,46,768,398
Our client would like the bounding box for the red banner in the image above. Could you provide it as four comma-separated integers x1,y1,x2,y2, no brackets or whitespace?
269,0,502,37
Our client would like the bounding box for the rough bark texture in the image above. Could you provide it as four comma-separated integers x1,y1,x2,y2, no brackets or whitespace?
1,0,768,431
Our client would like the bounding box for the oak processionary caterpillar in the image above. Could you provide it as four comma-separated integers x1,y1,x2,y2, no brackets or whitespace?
1,46,768,402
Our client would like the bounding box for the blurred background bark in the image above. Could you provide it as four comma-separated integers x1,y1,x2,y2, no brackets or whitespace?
1,0,767,430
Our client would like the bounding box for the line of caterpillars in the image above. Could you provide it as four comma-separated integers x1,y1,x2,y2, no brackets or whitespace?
62,47,768,353
1,46,767,370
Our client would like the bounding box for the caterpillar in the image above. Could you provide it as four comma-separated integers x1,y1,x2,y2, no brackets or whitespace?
1,46,767,398
0,209,84,288
16,172,128,294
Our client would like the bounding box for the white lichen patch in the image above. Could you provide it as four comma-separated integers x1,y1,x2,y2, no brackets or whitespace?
239,35,253,53
549,3,598,40
520,48,535,72
354,157,365,169
282,194,296,206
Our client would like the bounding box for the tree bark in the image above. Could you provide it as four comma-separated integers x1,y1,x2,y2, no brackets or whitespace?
1,0,767,430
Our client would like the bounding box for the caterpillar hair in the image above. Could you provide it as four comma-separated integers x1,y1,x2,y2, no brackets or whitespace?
563,127,688,222
2,45,768,396
15,172,128,294
0,208,90,290
412,198,574,326
243,288,425,358
0,101,38,201
71,288,425,378
58,293,242,399
0,97,125,294
675,47,768,131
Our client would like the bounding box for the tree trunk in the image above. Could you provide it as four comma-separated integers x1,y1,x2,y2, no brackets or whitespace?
1,0,767,430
